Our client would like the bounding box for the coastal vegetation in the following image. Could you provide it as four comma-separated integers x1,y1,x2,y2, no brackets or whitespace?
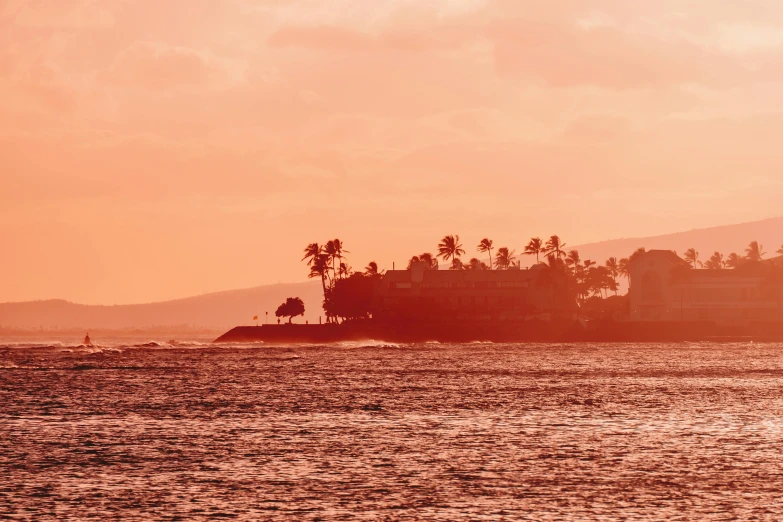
298,237,782,323
275,297,305,324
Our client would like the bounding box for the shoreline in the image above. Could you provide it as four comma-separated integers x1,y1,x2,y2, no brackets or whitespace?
214,321,783,344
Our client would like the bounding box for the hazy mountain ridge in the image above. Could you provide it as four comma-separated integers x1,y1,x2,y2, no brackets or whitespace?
570,216,783,265
2,217,782,330
0,282,323,330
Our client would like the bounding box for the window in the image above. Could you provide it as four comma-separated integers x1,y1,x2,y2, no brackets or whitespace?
393,282,412,289
422,282,450,289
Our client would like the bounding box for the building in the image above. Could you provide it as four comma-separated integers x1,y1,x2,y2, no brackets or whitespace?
629,250,783,324
371,261,573,322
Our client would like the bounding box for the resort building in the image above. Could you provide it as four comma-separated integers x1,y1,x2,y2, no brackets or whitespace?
629,250,783,324
371,261,572,322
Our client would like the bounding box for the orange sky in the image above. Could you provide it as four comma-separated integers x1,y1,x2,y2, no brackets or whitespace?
2,0,783,304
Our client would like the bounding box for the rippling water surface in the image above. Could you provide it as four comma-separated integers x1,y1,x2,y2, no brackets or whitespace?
2,339,783,520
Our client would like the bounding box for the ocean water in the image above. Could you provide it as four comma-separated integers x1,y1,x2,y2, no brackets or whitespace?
2,339,783,520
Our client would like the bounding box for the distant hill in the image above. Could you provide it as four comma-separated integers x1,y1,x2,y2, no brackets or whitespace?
570,216,783,266
0,282,323,331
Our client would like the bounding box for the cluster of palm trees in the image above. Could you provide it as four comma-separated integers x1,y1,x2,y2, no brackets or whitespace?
406,235,570,272
681,241,782,269
302,239,384,322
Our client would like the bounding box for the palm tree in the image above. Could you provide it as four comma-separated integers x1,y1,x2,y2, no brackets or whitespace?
477,238,494,270
302,242,322,265
449,258,463,270
308,253,331,304
565,250,581,274
338,262,351,278
745,241,765,262
618,258,630,280
725,252,742,269
704,252,724,270
544,235,567,259
684,248,702,268
605,257,620,293
495,247,516,270
324,240,338,279
437,235,465,263
465,258,484,271
524,237,544,263
628,247,647,263
419,252,438,269
332,239,348,278
364,261,382,276
408,252,438,270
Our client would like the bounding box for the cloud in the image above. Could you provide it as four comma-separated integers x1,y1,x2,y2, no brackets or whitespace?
107,41,220,89
489,19,745,89
9,0,115,29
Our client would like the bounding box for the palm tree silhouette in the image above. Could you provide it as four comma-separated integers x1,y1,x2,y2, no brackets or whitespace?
324,240,338,280
438,235,465,263
745,241,765,261
308,253,331,304
477,238,494,270
618,258,630,280
565,250,581,275
605,257,620,291
495,247,517,270
364,261,383,276
525,237,544,263
408,252,438,270
419,252,439,269
684,248,702,268
628,247,646,263
302,242,322,265
544,235,567,259
332,239,348,278
465,258,486,271
704,252,724,270
725,252,742,268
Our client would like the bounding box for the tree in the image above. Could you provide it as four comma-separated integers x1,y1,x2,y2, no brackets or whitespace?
495,247,516,270
605,257,620,293
704,252,724,270
778,245,783,256
302,242,322,266
324,273,378,322
544,235,567,259
364,261,383,276
437,235,465,263
449,258,463,270
464,258,487,271
308,254,331,302
725,252,742,269
684,248,702,268
324,240,338,280
565,250,581,275
275,297,305,324
525,237,544,263
628,247,647,263
332,239,348,279
408,252,438,270
745,241,765,262
477,238,494,270
618,258,630,280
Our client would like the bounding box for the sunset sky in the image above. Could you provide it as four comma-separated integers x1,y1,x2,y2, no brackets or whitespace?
3,0,783,304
